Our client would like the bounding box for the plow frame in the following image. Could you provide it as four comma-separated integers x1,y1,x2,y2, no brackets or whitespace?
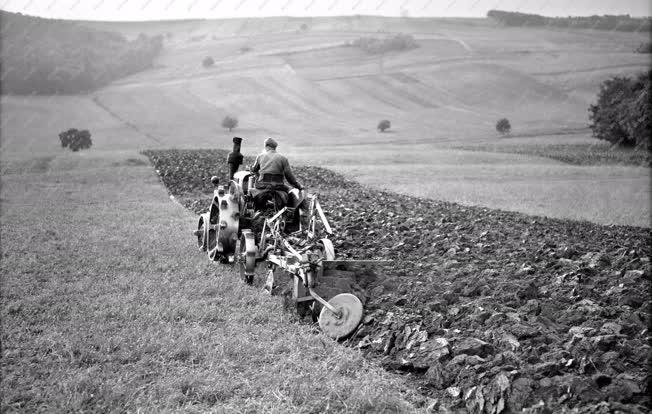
235,194,386,338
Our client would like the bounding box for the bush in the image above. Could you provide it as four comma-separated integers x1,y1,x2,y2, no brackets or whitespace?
221,116,238,132
588,71,651,148
377,120,391,132
59,129,92,152
636,42,652,53
496,118,511,135
202,56,214,67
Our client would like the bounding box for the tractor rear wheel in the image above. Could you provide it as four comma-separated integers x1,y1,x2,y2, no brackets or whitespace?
236,230,256,284
207,184,240,262
196,213,209,252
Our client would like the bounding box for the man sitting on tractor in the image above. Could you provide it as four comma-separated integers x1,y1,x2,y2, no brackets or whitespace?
251,137,303,211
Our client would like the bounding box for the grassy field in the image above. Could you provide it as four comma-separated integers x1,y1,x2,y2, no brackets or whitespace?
0,149,425,412
454,140,650,167
280,138,650,227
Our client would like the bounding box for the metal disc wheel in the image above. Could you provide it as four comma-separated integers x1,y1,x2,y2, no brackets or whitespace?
238,231,256,284
196,213,209,252
318,293,363,340
207,185,240,262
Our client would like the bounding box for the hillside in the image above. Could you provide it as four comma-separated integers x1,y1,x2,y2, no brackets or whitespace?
1,14,649,226
0,11,163,94
77,15,650,148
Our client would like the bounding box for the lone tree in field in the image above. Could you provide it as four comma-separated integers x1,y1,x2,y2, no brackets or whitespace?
589,71,651,148
222,116,238,132
377,119,391,132
496,118,511,135
59,128,92,152
202,56,214,67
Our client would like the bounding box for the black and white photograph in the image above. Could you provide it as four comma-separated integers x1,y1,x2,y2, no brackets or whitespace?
1,0,650,412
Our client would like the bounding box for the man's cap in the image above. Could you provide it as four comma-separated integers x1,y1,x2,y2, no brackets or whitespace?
264,137,278,149
233,137,243,144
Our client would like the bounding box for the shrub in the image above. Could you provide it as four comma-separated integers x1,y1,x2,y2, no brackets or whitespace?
221,116,238,132
496,118,511,135
589,71,651,148
59,129,92,152
377,120,391,132
239,46,252,53
202,56,214,67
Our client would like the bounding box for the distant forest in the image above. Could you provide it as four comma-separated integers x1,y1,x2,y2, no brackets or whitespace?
487,10,652,32
0,11,163,94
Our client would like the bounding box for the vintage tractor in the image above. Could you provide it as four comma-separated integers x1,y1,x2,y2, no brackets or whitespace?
193,138,377,339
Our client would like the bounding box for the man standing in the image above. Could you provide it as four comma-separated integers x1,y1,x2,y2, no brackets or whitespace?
227,137,244,180
251,138,303,192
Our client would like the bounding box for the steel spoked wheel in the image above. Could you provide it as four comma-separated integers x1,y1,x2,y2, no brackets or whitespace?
238,230,256,284
318,293,363,340
206,185,240,262
196,213,210,252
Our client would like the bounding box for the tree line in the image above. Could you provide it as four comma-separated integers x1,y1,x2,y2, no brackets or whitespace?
0,11,164,94
487,10,651,32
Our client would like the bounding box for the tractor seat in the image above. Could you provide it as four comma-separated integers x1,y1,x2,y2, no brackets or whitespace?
250,188,288,211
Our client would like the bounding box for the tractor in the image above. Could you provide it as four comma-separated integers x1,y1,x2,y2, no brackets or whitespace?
193,137,379,339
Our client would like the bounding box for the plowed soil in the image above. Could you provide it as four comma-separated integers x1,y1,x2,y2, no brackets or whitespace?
144,149,651,413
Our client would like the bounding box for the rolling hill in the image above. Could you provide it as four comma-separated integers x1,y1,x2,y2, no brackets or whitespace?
1,14,649,225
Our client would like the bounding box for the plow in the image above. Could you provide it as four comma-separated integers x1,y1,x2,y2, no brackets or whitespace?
194,138,381,339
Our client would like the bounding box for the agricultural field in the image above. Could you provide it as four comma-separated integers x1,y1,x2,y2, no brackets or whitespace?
145,149,651,412
1,13,650,413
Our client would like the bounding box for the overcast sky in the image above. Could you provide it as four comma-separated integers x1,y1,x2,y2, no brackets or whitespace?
1,0,650,21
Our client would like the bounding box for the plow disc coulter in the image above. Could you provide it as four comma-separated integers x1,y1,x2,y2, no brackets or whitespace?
193,139,379,339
